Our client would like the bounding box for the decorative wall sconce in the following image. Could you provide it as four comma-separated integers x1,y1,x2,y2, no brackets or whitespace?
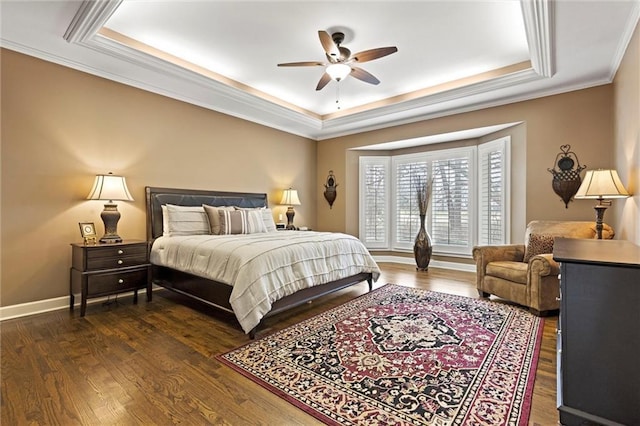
547,145,586,208
323,170,338,209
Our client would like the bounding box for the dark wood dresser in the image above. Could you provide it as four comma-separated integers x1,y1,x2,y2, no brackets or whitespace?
70,240,150,316
553,238,640,426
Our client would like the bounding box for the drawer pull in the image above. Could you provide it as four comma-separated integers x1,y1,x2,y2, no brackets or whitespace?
117,259,123,265
117,249,124,255
118,279,124,284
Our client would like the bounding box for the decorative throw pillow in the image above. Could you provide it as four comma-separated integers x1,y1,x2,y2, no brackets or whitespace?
165,204,210,236
234,206,277,232
218,209,267,235
203,205,236,235
523,234,555,262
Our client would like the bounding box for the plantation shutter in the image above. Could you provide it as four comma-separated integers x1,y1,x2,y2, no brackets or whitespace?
393,157,428,249
478,137,510,245
359,157,390,249
431,154,472,252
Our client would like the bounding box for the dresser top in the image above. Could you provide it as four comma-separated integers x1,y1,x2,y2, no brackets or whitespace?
553,238,640,267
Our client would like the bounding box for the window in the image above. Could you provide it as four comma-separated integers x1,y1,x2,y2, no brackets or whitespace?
359,156,390,249
359,137,510,255
392,155,428,250
430,148,475,255
478,137,510,245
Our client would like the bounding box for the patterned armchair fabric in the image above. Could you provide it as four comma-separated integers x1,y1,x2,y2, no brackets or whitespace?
472,221,614,315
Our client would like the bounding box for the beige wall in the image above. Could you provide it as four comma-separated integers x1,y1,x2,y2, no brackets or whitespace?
2,17,639,309
317,86,616,241
1,49,316,307
613,21,640,244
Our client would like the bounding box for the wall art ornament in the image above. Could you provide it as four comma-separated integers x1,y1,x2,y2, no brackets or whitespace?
323,170,338,209
547,144,586,208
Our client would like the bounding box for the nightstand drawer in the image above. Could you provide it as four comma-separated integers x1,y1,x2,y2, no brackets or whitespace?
87,254,148,270
86,244,147,259
86,268,147,296
72,241,148,271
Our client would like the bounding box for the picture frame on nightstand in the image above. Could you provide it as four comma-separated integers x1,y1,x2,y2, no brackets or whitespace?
79,222,97,245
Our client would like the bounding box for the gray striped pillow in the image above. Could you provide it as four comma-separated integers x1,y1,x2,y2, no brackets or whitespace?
203,204,236,235
233,206,277,232
165,204,210,236
219,209,267,235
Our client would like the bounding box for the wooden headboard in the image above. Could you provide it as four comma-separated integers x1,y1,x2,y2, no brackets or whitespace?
145,186,268,240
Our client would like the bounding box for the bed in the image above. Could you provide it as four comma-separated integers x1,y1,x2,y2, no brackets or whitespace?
145,186,380,338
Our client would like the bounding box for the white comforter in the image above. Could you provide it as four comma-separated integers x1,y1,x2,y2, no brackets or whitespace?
150,231,380,333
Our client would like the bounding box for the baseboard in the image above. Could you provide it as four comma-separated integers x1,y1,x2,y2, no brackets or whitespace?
372,255,476,273
0,289,157,322
1,258,474,321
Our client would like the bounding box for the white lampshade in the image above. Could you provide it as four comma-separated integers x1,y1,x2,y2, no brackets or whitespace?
326,63,351,81
87,173,134,201
280,188,301,206
575,169,630,199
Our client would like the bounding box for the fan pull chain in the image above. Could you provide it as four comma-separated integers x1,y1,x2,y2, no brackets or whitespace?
335,83,341,110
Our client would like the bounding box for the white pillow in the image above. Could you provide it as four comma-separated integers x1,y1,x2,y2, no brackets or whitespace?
164,204,210,236
261,209,277,232
162,205,170,236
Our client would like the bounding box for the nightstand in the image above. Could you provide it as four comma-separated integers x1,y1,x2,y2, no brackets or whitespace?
70,240,150,316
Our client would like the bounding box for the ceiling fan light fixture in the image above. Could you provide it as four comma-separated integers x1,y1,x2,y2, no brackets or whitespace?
326,63,351,81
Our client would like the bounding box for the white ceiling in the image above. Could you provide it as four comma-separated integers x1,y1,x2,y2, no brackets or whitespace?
104,1,530,115
1,1,639,141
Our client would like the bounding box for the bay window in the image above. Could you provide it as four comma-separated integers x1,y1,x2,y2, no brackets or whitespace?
359,137,510,255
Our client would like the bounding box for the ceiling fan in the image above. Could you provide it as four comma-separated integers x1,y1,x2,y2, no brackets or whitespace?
277,31,398,91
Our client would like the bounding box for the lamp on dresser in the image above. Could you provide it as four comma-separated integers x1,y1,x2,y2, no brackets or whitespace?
87,172,134,243
280,188,301,230
574,169,630,239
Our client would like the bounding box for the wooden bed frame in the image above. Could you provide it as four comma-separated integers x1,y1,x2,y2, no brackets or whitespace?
145,186,373,338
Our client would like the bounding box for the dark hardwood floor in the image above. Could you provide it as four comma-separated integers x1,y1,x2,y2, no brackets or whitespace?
1,263,559,425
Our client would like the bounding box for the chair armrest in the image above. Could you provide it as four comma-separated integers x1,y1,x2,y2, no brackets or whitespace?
472,244,525,290
528,253,561,312
472,244,525,265
528,253,560,277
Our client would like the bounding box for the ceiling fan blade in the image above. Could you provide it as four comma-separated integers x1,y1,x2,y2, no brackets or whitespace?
277,61,325,67
316,72,332,91
351,46,398,63
318,30,340,60
350,67,380,85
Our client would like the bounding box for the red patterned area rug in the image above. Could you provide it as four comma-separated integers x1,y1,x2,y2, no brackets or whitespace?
218,284,544,425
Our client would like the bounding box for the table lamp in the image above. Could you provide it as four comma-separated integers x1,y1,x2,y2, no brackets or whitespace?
87,172,134,243
280,188,301,230
574,169,630,239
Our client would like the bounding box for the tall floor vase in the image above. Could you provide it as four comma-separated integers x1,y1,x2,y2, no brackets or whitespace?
414,214,432,271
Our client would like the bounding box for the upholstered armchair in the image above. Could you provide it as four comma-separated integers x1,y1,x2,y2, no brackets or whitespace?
472,221,614,315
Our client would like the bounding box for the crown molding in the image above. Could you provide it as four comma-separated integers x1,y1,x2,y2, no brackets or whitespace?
63,0,122,43
608,0,640,81
54,0,558,140
520,0,555,78
320,68,542,131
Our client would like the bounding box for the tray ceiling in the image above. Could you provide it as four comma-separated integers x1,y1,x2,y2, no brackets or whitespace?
1,1,639,140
